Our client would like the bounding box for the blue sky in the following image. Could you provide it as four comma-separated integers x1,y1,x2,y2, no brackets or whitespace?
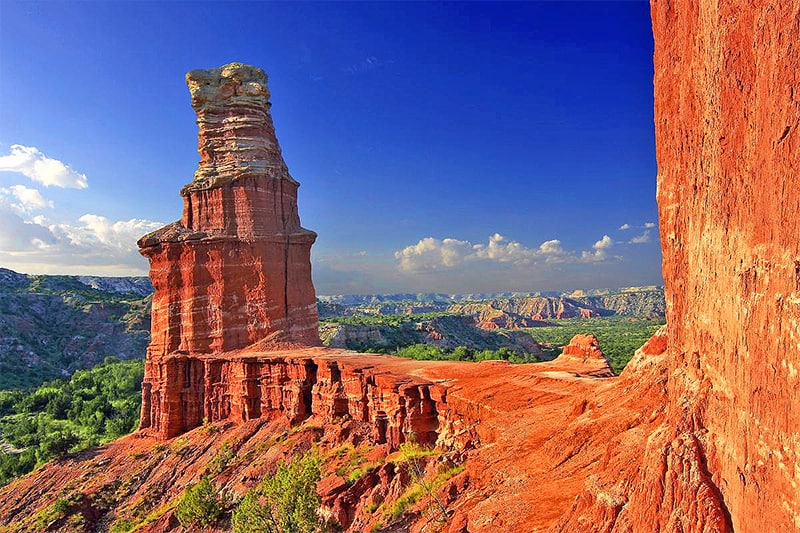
0,1,660,294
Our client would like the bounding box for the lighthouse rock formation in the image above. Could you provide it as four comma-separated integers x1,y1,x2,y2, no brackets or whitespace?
137,64,322,438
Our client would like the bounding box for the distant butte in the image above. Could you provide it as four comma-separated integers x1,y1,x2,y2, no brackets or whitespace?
3,4,800,528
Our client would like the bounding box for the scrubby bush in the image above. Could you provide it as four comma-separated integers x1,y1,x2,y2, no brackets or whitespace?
175,477,225,528
232,490,275,532
232,451,322,533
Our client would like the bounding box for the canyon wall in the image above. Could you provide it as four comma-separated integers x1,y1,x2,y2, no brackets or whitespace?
558,3,800,531
651,1,800,530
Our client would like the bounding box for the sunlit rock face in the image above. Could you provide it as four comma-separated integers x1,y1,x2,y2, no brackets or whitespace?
557,3,800,531
137,63,320,438
103,5,800,523
648,2,800,530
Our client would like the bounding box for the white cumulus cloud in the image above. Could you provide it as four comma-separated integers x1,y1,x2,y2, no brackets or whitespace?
644,221,656,228
593,235,614,249
395,233,602,272
394,237,472,272
0,207,163,275
629,230,651,244
0,185,54,213
0,145,88,189
619,223,631,230
0,208,58,252
580,235,614,262
538,239,566,256
50,215,163,256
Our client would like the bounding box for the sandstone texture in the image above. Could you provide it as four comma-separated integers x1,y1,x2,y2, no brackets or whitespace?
647,1,800,529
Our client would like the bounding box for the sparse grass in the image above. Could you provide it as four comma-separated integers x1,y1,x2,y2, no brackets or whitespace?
109,518,136,533
396,440,439,461
377,463,463,525
347,463,378,484
202,418,223,435
386,484,424,520
288,421,323,436
207,440,235,475
329,444,378,484
432,464,465,487
127,500,177,532
32,493,80,530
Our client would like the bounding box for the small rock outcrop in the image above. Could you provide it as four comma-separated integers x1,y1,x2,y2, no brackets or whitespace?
553,334,614,377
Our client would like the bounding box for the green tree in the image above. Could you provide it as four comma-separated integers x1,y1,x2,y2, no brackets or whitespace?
175,476,225,528
232,490,275,533
233,451,322,533
37,430,79,462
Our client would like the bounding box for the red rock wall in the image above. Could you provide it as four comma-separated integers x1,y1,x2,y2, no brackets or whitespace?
550,4,800,531
631,2,800,530
139,351,442,443
143,235,318,357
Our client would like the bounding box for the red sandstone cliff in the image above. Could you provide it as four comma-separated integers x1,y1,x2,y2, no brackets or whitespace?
552,2,800,531
648,1,800,528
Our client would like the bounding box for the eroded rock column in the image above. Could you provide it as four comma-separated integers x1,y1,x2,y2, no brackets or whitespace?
137,63,321,437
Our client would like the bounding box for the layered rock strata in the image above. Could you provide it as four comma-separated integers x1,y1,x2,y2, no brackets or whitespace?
139,347,441,447
646,2,800,529
137,63,320,438
552,334,615,377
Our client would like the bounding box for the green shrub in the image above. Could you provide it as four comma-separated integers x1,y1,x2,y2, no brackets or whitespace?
36,430,80,462
175,477,225,528
232,490,275,533
232,451,322,533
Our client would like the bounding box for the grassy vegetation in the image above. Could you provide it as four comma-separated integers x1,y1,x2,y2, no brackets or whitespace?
523,316,665,373
320,312,454,327
322,313,663,371
0,357,144,486
391,343,539,363
175,477,226,528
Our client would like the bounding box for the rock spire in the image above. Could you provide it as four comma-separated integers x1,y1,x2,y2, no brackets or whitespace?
137,63,320,437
